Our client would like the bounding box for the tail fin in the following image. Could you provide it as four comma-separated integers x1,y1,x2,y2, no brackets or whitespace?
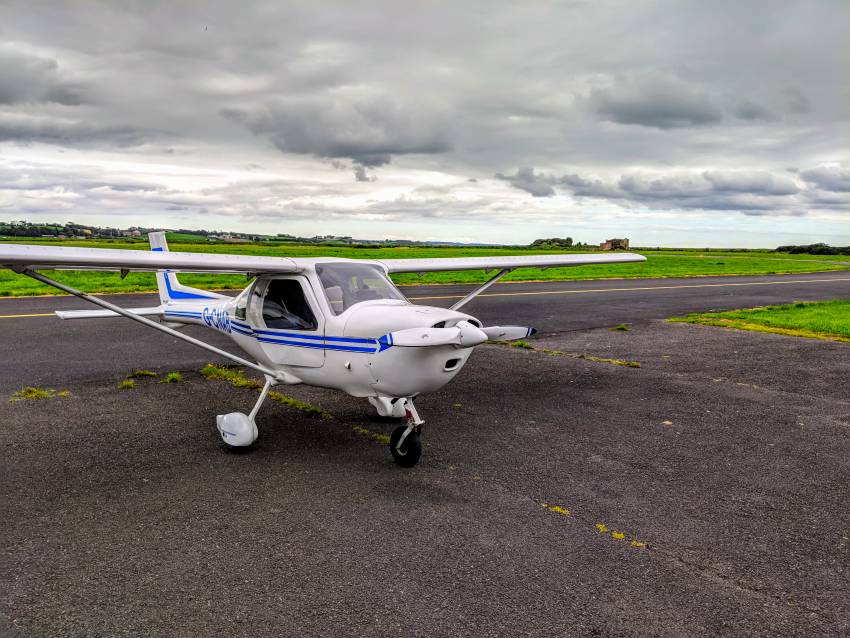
148,231,222,304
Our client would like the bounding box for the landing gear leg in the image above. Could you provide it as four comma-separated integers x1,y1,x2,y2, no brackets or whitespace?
390,399,424,467
216,376,273,449
368,395,407,418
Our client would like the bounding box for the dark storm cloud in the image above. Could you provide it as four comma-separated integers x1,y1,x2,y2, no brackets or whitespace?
0,1,845,165
557,174,623,199
702,171,799,195
496,167,628,200
733,101,775,121
353,165,375,182
0,114,155,147
221,94,452,167
494,167,555,197
585,72,811,131
800,165,850,192
589,74,724,129
804,189,850,209
495,165,841,216
0,47,84,105
613,172,804,214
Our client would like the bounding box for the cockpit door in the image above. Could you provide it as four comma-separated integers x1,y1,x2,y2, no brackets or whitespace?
246,276,325,368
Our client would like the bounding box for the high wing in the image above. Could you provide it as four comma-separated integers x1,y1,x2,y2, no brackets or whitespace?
1,242,645,275
0,243,299,274
374,252,646,311
376,252,646,273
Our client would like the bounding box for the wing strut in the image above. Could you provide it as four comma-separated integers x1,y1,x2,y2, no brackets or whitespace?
20,269,279,379
449,268,511,311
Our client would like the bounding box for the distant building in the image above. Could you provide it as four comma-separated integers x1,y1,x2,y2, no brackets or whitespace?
600,238,629,250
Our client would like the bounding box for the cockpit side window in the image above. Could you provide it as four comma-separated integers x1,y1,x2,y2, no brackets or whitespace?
262,279,318,330
316,263,405,315
234,286,250,320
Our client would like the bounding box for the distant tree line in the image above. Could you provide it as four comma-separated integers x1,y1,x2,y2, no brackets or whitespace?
0,220,506,247
776,243,850,255
530,237,591,248
0,221,105,238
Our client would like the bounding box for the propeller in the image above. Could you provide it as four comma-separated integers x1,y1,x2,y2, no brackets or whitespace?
481,325,536,341
378,321,535,351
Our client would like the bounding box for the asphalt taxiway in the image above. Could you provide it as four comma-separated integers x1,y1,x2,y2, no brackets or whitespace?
0,271,848,392
1,271,849,636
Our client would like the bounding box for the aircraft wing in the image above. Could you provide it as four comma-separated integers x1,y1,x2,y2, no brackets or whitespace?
376,252,646,273
0,243,299,274
0,243,645,275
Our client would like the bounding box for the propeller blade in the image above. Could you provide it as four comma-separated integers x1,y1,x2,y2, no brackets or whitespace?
380,320,488,350
481,325,537,341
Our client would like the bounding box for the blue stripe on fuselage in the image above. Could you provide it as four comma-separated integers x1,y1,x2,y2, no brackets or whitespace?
172,310,385,353
255,335,377,353
251,328,375,344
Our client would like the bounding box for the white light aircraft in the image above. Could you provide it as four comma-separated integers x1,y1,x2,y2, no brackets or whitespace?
0,234,645,466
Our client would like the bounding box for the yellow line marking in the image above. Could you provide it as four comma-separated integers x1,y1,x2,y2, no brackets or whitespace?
0,312,54,319
407,277,850,301
0,277,847,320
540,504,648,549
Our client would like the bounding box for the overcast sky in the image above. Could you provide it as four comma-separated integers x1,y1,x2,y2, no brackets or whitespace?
0,1,848,246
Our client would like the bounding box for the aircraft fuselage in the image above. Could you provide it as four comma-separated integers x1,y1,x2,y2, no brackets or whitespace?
162,266,479,400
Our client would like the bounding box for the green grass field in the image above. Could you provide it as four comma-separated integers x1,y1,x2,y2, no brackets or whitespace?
669,300,850,342
0,238,848,297
163,232,211,242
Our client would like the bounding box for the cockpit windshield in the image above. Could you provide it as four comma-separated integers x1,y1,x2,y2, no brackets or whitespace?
316,262,406,315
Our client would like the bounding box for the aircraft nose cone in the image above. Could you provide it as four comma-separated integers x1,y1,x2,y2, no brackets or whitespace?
456,320,488,347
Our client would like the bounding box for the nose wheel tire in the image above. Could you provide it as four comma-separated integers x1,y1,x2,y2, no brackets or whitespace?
390,425,422,467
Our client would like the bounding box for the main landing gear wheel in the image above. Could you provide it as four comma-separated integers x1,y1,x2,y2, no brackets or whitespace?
216,377,272,452
216,412,258,450
390,425,422,468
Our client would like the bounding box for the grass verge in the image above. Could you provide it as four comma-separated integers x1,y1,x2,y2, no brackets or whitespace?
0,241,848,297
127,369,158,379
199,363,332,419
668,299,850,343
268,390,333,420
199,363,262,388
10,387,70,402
351,425,391,445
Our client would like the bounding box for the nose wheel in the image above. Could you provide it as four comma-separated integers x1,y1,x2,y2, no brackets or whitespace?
390,425,422,467
389,399,425,467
